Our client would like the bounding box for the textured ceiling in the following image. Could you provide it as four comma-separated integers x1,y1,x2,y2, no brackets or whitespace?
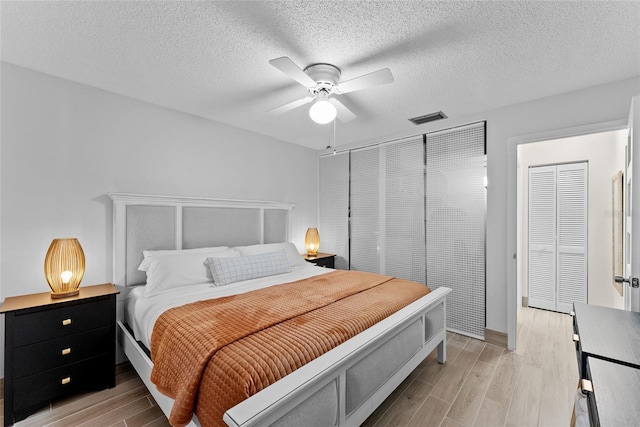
2,1,639,150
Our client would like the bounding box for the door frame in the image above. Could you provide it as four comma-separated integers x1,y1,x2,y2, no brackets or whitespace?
507,119,628,350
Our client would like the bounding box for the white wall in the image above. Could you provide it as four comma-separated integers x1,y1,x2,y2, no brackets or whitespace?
2,62,638,368
322,76,640,340
0,63,319,375
519,130,626,310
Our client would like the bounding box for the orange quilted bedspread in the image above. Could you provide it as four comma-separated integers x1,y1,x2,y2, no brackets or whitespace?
150,270,430,427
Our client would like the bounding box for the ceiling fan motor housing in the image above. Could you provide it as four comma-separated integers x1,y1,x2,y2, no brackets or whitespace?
304,63,341,95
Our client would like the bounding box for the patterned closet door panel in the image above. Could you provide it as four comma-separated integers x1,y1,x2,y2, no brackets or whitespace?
426,122,486,339
319,153,350,270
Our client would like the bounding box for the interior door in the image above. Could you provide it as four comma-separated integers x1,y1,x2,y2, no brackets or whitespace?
622,96,640,311
528,165,557,311
556,162,588,313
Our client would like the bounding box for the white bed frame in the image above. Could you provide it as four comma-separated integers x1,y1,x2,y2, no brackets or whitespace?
110,193,451,426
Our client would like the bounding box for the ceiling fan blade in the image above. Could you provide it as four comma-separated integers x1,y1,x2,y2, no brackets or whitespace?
267,96,314,114
336,68,394,94
329,98,357,123
269,57,317,88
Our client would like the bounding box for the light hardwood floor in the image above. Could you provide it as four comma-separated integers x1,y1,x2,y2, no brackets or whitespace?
362,306,578,427
5,307,577,427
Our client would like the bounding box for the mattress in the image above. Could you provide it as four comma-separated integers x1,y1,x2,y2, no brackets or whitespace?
124,263,330,349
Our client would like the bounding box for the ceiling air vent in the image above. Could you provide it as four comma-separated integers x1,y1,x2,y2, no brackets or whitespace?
408,111,447,125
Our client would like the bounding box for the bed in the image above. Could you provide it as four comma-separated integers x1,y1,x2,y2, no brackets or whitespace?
110,193,451,427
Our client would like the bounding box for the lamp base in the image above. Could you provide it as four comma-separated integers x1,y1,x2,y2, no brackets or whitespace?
51,289,80,299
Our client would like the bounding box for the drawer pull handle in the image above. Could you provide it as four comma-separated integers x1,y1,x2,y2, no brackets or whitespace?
61,377,71,385
573,334,580,343
61,348,71,356
62,318,72,326
580,379,593,393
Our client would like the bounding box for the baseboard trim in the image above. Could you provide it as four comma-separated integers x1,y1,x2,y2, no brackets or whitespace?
485,328,508,348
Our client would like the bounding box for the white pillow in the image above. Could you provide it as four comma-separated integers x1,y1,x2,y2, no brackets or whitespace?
138,248,239,296
142,246,230,259
234,242,306,267
205,250,291,286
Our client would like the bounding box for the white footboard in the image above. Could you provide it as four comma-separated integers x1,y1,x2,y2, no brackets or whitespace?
223,286,451,427
118,287,450,427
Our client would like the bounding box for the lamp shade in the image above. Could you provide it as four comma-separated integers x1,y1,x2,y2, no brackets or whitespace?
305,228,320,255
44,238,85,298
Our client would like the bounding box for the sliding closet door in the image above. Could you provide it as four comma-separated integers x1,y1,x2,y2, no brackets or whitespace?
426,123,486,339
319,153,349,270
384,137,426,283
528,165,558,311
350,146,381,273
350,137,426,282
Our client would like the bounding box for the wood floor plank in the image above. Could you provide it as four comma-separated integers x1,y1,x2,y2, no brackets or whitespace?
430,349,480,403
463,338,486,354
448,332,470,346
538,380,572,427
406,395,451,427
417,349,452,386
122,403,168,427
485,351,517,403
76,395,153,427
46,386,150,427
505,362,544,426
439,416,465,427
474,396,508,427
377,379,434,427
446,360,496,425
478,343,504,366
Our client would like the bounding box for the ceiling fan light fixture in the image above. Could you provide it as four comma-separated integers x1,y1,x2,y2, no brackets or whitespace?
309,96,337,124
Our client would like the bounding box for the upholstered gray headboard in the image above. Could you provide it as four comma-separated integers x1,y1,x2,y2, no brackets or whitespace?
109,193,294,287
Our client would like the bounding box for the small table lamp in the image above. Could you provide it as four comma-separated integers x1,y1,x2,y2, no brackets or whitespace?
44,238,85,298
305,228,320,255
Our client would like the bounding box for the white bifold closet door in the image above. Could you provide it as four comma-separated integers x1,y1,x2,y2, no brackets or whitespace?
350,136,426,283
528,162,587,314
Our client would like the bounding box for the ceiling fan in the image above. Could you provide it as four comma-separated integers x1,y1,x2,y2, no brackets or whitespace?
267,56,394,124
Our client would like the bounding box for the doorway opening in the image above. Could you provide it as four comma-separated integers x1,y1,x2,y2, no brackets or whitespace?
508,121,629,349
518,130,627,314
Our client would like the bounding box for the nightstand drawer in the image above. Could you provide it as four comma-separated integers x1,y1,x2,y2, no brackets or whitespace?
313,256,334,268
13,326,113,378
13,297,112,347
13,354,113,414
